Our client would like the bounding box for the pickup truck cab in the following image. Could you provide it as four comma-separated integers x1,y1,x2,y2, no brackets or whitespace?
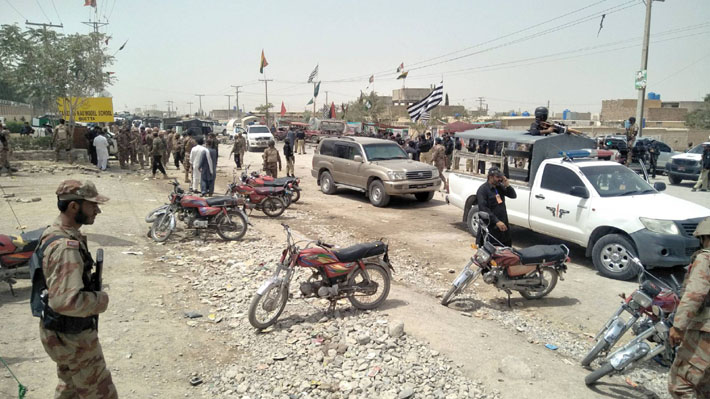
245,124,275,151
447,128,710,280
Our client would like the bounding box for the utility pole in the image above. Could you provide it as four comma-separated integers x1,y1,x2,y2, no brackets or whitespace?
25,21,64,31
635,0,658,138
231,85,242,120
476,97,485,111
195,94,204,118
187,102,194,116
225,95,233,121
165,100,174,117
259,79,273,127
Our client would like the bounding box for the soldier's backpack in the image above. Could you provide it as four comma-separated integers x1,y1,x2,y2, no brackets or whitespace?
29,236,62,318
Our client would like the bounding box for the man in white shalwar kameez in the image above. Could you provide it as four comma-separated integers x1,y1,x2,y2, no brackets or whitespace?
93,131,110,171
189,137,208,192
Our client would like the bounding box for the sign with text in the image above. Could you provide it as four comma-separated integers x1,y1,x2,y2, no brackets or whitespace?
57,97,115,122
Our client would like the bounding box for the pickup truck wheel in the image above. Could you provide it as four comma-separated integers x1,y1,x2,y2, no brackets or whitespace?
592,234,639,280
415,191,435,202
668,174,682,185
466,205,480,236
320,171,336,195
368,180,390,207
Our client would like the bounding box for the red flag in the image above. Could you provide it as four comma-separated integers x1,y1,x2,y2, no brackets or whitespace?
280,101,286,117
84,0,97,7
329,102,336,119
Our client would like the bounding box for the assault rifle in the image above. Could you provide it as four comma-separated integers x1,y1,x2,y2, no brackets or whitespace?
92,248,103,329
539,121,585,137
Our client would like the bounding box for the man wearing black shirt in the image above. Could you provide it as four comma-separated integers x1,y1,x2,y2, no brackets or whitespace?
443,134,454,170
476,167,516,246
418,132,433,164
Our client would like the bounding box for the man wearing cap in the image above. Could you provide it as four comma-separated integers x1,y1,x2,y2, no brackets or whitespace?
431,137,447,191
668,216,710,398
0,123,11,175
475,167,517,247
53,119,73,163
34,180,117,398
691,140,710,192
262,139,281,178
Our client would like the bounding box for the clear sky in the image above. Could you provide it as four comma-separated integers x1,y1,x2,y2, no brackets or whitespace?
2,0,709,116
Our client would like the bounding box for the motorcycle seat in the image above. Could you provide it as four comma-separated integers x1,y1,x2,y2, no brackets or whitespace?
332,241,386,263
514,245,567,265
20,228,45,242
206,196,238,206
259,177,295,186
254,186,283,195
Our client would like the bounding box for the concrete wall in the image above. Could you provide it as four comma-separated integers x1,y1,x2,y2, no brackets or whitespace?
601,98,662,122
392,88,432,106
0,100,33,122
647,107,687,121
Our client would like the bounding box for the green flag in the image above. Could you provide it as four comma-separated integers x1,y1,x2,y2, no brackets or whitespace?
307,98,314,105
314,81,321,98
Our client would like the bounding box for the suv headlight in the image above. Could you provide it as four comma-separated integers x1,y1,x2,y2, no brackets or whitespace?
386,171,407,181
432,169,439,178
639,217,680,235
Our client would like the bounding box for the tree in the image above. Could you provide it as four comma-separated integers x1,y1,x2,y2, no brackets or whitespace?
685,93,710,129
255,103,274,113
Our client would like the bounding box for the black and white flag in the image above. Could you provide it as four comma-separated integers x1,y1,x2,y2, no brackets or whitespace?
307,64,319,83
407,83,443,122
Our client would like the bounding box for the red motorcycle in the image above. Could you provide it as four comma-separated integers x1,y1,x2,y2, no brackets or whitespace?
0,228,43,294
248,224,394,329
225,174,287,218
150,180,248,242
244,171,301,205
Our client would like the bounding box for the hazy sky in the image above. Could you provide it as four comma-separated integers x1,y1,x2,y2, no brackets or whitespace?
2,0,709,116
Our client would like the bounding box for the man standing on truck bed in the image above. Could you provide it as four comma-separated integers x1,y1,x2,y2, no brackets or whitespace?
528,107,556,136
476,167,517,247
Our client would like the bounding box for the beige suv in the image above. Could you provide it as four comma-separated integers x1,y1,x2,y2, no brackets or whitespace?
311,136,441,207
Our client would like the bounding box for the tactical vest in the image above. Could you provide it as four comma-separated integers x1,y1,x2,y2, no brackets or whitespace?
56,126,68,140
266,149,278,163
30,235,97,333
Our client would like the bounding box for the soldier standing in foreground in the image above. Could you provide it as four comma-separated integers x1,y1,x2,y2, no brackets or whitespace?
116,128,131,169
33,180,117,398
229,132,246,169
183,132,196,183
668,216,710,398
262,140,281,178
0,123,11,175
431,137,448,192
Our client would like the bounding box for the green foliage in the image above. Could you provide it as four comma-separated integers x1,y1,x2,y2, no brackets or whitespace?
0,24,115,113
11,135,53,150
343,91,385,123
685,94,710,129
4,121,24,133
255,103,274,113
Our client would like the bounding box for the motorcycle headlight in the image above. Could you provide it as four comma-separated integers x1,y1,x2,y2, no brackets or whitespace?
431,168,439,178
639,217,680,235
386,171,407,181
474,248,491,264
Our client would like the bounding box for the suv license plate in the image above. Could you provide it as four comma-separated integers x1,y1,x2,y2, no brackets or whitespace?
409,184,428,189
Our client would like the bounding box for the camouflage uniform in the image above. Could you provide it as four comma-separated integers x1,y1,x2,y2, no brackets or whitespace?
625,123,638,165
54,123,72,163
38,181,117,399
183,136,196,183
129,129,140,166
0,127,11,174
230,135,246,169
116,130,131,169
262,146,281,178
431,142,448,190
668,247,710,398
172,134,183,170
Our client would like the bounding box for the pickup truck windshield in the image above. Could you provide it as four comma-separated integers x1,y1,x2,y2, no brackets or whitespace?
248,126,270,134
580,165,656,197
363,143,408,161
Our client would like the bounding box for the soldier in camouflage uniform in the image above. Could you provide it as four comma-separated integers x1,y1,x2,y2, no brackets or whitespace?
668,216,710,398
183,133,196,183
53,119,73,164
129,128,140,167
431,137,448,192
172,132,183,170
229,132,247,169
150,131,168,179
0,124,11,175
116,128,131,169
36,180,117,399
262,140,282,178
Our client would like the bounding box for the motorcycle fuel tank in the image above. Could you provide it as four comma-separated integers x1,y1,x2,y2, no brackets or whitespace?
180,195,209,208
297,247,359,278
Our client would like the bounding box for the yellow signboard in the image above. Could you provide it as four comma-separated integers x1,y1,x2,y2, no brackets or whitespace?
57,97,114,123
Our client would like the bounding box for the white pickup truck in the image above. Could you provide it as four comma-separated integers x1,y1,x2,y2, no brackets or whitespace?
446,128,710,280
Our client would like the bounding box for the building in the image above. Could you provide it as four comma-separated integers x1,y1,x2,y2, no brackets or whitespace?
391,88,432,107
0,99,32,122
600,98,695,124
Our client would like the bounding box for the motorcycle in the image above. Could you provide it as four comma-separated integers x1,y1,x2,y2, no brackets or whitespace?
150,179,249,242
248,223,394,329
0,228,43,294
585,306,676,385
581,257,679,367
245,169,301,205
441,211,568,307
225,174,287,218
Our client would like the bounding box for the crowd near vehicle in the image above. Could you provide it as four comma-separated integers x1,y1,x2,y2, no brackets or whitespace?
447,128,710,280
0,228,42,294
248,224,393,329
312,136,441,207
148,180,248,242
245,124,275,151
581,256,679,368
307,119,349,143
441,211,569,306
631,138,679,174
666,140,710,185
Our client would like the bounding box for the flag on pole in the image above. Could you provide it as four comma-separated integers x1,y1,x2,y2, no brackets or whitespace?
84,0,97,7
313,81,321,98
307,98,314,105
118,40,128,51
407,83,444,122
369,75,374,84
329,102,336,119
260,50,268,74
419,112,430,123
397,71,408,80
396,62,404,73
307,64,319,83
280,101,286,117
364,99,372,110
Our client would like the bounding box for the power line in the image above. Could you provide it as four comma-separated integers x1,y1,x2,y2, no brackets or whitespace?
34,0,52,23
107,0,118,21
4,0,26,20
49,0,64,28
654,51,710,87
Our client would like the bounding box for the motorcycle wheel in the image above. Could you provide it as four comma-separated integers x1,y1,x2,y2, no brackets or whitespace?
262,197,285,218
282,193,292,208
248,283,289,329
441,268,481,306
347,263,390,310
584,362,615,385
290,189,300,203
519,267,558,299
581,339,610,367
215,211,247,241
145,205,167,223
441,285,459,306
151,212,174,242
